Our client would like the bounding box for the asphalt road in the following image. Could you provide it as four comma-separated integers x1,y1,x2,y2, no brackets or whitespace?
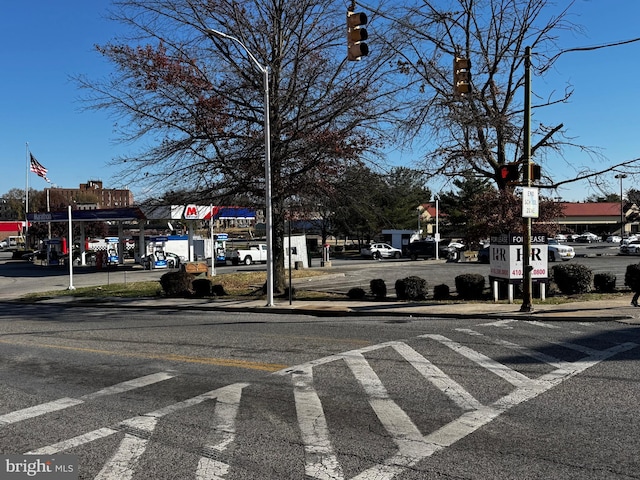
1,303,639,479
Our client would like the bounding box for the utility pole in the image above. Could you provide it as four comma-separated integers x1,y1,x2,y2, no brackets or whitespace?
520,46,533,312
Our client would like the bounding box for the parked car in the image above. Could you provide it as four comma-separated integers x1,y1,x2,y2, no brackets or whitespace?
554,234,568,241
575,232,600,243
622,235,639,245
548,239,575,262
606,235,622,243
406,241,449,260
477,245,490,264
360,243,402,260
620,241,640,255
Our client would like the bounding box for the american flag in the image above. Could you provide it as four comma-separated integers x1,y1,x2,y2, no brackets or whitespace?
29,153,48,179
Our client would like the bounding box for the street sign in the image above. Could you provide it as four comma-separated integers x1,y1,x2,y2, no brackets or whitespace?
522,187,539,218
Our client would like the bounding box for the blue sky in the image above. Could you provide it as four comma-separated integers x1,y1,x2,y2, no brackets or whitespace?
1,0,638,203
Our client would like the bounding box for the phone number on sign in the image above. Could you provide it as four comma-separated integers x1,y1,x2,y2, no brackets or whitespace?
511,269,546,276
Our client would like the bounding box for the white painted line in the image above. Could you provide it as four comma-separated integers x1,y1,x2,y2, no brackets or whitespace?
0,372,175,426
26,427,119,455
478,319,517,329
390,342,483,411
422,334,532,388
80,371,176,400
344,352,428,460
292,366,344,480
94,433,149,480
456,328,567,369
196,458,229,480
0,398,83,426
24,381,249,480
351,340,638,480
523,320,561,329
196,383,249,480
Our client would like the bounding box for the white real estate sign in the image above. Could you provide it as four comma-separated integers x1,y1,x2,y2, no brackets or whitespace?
489,233,548,281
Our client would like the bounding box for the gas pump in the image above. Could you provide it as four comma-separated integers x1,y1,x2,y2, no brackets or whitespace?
213,233,228,263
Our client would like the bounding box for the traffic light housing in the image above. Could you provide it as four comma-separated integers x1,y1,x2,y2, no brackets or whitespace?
453,56,471,95
499,163,520,183
347,11,369,61
529,163,541,181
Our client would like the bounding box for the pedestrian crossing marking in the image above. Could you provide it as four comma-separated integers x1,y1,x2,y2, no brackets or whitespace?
282,334,638,480
4,329,638,480
0,372,175,427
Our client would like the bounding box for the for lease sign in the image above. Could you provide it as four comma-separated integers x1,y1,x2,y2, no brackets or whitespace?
489,233,548,280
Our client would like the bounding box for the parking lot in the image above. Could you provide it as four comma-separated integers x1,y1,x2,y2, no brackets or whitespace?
1,241,637,299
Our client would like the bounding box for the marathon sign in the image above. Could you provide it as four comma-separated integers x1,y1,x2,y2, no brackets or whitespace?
489,233,548,282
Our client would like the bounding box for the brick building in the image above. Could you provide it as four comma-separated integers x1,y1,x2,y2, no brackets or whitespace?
47,180,134,210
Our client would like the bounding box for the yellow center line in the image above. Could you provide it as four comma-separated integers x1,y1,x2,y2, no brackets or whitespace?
0,339,287,372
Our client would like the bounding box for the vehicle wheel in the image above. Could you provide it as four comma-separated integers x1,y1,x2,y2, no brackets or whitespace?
244,256,253,265
549,252,556,262
373,251,381,260
394,252,401,259
410,254,418,261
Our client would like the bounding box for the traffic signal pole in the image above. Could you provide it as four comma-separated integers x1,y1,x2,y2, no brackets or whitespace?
520,46,533,312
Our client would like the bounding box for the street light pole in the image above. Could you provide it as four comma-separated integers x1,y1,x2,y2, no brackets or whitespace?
615,173,627,237
207,28,274,307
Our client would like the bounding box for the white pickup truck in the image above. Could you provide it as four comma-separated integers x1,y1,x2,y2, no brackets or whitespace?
226,244,268,265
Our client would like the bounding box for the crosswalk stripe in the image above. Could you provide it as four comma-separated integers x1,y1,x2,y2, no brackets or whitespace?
292,365,344,480
344,352,427,459
26,427,119,455
456,328,568,369
25,382,249,479
390,342,483,411
422,334,532,388
0,372,175,426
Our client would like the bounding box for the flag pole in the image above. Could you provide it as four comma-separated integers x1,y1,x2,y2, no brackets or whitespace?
25,143,29,249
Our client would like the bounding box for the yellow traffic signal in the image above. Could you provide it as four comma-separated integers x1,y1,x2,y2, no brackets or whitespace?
453,56,471,95
347,11,369,61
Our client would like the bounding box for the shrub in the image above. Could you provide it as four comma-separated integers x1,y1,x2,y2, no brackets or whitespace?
624,263,640,292
593,273,616,293
211,284,227,296
347,287,366,300
455,274,485,300
160,271,194,297
433,283,450,300
192,277,212,297
281,286,296,299
395,276,428,301
551,263,593,294
370,279,387,299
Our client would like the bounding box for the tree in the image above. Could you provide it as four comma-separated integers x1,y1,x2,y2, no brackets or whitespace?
76,0,398,293
437,173,494,237
389,0,640,191
585,193,620,203
377,167,431,230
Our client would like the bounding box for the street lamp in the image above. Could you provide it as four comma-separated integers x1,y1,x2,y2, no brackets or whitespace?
207,28,274,306
615,173,627,238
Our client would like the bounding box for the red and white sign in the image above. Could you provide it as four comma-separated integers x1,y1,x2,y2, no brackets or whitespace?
183,204,199,220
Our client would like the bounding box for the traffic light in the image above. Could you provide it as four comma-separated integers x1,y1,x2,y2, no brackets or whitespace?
499,163,520,183
347,10,368,61
529,163,541,181
453,56,471,95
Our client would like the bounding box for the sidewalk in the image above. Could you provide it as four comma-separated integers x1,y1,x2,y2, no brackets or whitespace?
3,259,640,324
35,294,640,324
